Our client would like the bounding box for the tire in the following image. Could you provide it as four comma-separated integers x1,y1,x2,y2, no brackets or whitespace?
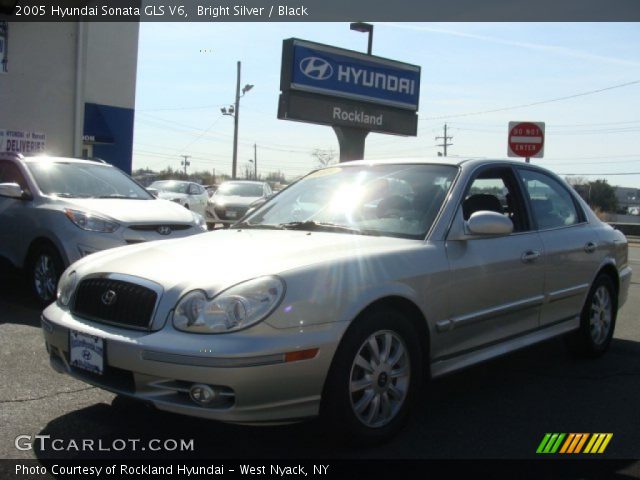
320,308,423,444
28,244,64,306
565,274,617,358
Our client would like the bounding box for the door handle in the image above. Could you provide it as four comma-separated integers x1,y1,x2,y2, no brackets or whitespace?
521,250,541,263
584,241,597,253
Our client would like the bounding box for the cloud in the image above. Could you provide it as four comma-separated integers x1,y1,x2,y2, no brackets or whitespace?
381,23,640,68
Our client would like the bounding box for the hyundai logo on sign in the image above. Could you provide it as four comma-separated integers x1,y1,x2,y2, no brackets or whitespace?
300,57,333,80
284,39,421,111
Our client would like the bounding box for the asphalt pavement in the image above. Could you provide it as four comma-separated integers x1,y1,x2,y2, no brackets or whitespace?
1,248,639,466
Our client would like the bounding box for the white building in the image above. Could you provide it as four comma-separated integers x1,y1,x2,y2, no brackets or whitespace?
0,21,139,172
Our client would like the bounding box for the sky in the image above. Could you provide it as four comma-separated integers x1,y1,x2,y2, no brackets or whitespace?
132,22,640,187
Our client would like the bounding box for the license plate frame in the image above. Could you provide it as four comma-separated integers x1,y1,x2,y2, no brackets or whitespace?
69,330,105,375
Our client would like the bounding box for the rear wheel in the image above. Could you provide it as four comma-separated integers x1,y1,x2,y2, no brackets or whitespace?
565,275,617,358
321,308,423,444
28,244,64,306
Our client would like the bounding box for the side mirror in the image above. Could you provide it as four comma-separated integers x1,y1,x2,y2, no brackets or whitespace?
146,188,159,198
0,182,26,199
466,211,513,236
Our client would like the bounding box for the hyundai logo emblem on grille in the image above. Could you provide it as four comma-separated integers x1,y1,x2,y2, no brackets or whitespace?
299,57,333,80
101,290,117,306
157,226,172,235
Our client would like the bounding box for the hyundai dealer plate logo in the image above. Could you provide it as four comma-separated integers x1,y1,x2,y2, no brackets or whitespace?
101,290,117,306
299,57,333,81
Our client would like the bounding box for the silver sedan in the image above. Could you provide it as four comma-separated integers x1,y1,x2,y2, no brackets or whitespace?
41,158,631,442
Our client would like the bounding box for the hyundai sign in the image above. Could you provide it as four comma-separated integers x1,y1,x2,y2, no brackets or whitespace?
279,38,420,137
281,39,420,111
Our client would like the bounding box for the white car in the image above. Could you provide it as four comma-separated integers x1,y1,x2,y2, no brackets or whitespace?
149,180,209,217
0,153,207,303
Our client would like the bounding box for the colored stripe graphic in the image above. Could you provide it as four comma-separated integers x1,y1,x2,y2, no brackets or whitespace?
537,433,613,454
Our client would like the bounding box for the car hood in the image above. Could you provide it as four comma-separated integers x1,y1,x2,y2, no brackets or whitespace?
209,195,258,207
72,229,418,294
58,198,195,224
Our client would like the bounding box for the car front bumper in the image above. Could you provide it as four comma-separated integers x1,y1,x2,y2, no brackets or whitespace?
40,303,347,424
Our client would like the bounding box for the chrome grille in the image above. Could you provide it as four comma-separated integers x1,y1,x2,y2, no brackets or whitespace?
72,278,158,330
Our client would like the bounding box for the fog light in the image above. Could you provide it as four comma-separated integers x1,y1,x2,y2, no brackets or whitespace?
189,384,217,406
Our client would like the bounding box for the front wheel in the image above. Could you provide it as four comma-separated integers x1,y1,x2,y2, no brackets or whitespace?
565,275,617,358
29,245,64,306
321,309,423,444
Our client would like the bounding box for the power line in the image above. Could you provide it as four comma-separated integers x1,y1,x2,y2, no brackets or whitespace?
422,79,640,121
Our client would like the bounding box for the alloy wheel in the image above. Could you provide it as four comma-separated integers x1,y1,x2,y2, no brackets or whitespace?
349,330,410,428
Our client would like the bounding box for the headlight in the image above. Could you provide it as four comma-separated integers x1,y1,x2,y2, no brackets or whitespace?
192,211,207,231
57,269,78,307
173,276,285,334
64,209,119,233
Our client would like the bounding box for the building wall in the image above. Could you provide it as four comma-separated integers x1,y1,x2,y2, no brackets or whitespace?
0,22,77,156
0,21,138,172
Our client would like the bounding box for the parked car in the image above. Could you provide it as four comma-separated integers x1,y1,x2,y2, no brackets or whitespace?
42,158,631,442
149,180,209,217
206,180,272,228
0,153,207,304
204,184,218,198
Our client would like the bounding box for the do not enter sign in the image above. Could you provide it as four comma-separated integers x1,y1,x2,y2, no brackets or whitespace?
508,121,545,159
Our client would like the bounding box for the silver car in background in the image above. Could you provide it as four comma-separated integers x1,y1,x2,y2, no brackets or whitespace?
206,180,272,228
41,158,631,442
0,153,207,303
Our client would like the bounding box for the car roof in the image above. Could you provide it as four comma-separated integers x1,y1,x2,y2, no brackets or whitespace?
220,180,267,185
333,156,558,174
3,153,113,167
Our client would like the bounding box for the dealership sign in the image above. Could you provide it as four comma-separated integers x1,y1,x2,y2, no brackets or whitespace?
0,129,46,153
279,38,420,137
282,39,420,111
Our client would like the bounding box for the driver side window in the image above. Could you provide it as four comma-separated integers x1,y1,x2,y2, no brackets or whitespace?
463,167,530,232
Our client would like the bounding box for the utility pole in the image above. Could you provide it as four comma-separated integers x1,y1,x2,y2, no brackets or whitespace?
254,143,257,180
435,124,453,157
180,155,191,175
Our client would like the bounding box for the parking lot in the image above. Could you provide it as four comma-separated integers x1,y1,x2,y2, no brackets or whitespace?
0,246,638,463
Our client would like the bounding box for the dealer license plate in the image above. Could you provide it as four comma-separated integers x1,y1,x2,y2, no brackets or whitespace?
69,330,104,375
226,210,238,219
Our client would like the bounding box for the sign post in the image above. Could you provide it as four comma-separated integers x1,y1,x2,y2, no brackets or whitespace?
507,121,545,163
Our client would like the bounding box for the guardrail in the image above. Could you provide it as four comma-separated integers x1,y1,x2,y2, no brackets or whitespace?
610,223,640,237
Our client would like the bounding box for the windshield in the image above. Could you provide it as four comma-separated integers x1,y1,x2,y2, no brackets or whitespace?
216,182,264,197
241,164,458,239
27,162,152,199
150,181,190,194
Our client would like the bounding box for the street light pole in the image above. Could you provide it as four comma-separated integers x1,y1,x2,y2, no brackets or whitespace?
232,61,241,180
221,62,253,180
350,22,374,55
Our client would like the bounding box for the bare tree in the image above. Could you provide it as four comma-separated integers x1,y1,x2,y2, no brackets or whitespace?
311,148,337,168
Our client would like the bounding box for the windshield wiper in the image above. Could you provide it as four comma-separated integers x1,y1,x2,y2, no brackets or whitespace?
94,194,146,199
49,192,81,198
232,222,284,230
277,221,363,235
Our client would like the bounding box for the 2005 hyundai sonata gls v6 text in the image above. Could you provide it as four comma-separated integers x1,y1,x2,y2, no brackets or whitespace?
41,158,631,442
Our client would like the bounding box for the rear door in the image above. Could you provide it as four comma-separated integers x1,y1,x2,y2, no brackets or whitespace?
516,167,602,327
